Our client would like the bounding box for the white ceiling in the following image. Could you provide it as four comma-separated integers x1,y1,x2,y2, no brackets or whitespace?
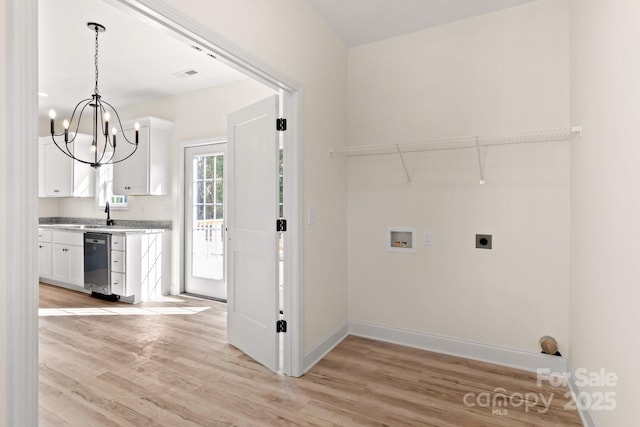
306,0,538,47
38,0,247,117
40,0,538,117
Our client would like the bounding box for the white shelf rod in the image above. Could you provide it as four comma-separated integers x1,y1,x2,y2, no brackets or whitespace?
395,143,412,183
474,136,486,185
329,126,582,158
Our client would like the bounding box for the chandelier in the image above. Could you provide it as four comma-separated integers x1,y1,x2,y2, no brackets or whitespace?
48,22,139,169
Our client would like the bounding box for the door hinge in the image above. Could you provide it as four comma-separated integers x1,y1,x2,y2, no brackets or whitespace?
276,118,287,131
277,218,287,232
277,320,287,333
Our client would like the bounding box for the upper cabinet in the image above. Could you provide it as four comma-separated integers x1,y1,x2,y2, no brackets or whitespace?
38,134,95,198
112,117,173,196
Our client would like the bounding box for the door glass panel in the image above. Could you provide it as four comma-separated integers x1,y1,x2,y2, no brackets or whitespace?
191,153,224,280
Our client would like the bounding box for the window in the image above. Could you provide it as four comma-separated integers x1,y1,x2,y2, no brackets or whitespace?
193,154,224,222
97,162,128,209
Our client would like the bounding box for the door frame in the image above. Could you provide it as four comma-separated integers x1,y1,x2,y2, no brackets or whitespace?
5,0,304,424
178,137,227,298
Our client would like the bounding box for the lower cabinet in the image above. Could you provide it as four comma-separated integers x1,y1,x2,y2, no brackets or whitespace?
110,232,168,303
111,234,132,297
38,242,52,280
39,230,85,290
51,244,84,287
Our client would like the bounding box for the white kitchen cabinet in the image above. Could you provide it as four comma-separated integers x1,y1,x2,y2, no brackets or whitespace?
110,234,133,297
38,135,95,198
50,231,84,288
109,232,169,303
38,242,53,279
38,229,53,280
112,117,173,196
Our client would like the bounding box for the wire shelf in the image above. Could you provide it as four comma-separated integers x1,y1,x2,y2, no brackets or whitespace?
329,126,582,157
329,126,582,184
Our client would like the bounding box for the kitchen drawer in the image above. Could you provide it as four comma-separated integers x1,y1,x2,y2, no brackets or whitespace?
111,249,125,273
38,229,52,242
111,272,125,295
52,230,84,246
111,234,125,250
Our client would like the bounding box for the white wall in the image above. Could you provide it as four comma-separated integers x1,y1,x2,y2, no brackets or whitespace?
48,78,275,290
570,0,640,425
347,0,571,353
160,0,349,351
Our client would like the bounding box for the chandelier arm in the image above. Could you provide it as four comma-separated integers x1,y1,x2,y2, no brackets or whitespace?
49,139,77,161
67,100,94,145
50,98,93,144
103,150,115,164
108,148,138,165
101,100,137,145
68,97,93,124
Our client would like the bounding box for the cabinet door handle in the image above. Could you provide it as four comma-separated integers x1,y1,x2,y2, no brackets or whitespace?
53,189,59,193
113,260,118,263
39,245,43,249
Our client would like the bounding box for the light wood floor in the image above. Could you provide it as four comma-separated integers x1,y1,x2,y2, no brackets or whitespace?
39,284,582,426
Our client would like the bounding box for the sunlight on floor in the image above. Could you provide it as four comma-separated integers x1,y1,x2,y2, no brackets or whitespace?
39,306,211,317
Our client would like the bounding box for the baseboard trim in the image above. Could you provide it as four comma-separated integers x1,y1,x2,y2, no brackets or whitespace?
303,320,349,373
567,365,600,427
349,319,569,374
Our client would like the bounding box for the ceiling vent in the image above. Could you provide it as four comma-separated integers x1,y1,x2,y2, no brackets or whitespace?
173,69,199,78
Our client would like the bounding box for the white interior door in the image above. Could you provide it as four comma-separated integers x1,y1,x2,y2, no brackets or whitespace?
184,143,227,300
227,95,279,372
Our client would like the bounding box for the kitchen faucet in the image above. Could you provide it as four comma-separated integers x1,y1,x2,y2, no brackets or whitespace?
105,201,114,226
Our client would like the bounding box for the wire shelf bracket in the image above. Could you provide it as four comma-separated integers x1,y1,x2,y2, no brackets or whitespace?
329,126,582,184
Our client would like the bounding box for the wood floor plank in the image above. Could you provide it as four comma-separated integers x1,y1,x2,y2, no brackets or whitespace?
39,283,582,426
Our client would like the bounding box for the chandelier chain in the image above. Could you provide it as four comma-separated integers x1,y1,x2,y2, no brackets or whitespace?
94,27,100,95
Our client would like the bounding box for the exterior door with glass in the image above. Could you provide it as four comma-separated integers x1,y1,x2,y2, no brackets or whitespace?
184,143,227,300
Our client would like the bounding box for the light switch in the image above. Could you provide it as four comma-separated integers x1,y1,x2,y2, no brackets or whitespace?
423,231,433,246
307,207,315,225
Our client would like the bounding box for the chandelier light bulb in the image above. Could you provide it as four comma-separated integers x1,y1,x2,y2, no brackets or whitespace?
104,112,111,121
111,127,117,135
48,109,56,119
134,122,140,144
63,119,69,130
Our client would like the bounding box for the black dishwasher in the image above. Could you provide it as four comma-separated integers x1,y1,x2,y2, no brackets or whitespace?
84,232,112,295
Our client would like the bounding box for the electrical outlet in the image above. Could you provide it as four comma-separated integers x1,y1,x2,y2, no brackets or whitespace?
307,207,315,225
476,234,492,249
423,231,433,246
